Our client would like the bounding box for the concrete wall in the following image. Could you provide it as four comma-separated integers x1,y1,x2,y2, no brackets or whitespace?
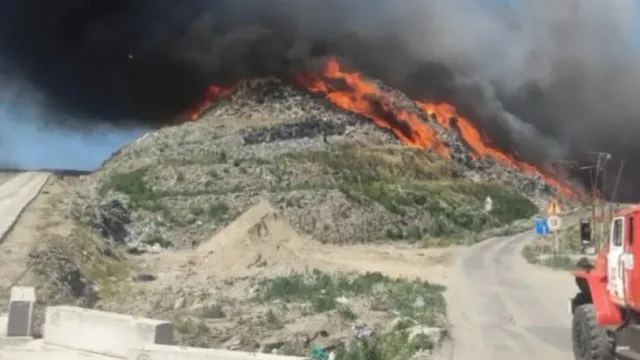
43,306,173,359
128,344,307,360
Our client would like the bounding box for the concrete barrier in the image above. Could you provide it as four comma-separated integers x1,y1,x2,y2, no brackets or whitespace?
128,344,308,360
7,286,36,337
43,306,173,359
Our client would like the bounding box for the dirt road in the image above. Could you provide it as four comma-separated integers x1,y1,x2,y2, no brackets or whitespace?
0,172,49,240
146,200,577,359
0,172,51,290
447,231,576,359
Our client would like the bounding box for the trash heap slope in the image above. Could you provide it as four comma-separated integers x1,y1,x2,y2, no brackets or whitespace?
71,78,540,250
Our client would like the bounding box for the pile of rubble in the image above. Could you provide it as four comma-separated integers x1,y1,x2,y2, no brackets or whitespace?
95,77,556,198
68,78,550,250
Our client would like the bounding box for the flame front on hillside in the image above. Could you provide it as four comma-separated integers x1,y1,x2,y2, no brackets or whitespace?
187,85,233,121
186,57,577,197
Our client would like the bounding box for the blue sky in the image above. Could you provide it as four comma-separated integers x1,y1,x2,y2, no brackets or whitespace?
0,117,143,170
0,111,144,171
0,77,146,171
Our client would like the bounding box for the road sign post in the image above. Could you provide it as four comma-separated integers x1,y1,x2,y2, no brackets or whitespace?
544,198,564,255
548,216,563,232
535,218,550,235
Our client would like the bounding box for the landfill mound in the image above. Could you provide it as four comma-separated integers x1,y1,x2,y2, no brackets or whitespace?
198,199,313,275
69,79,543,249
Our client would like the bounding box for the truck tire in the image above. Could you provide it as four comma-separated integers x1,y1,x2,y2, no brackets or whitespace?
572,303,615,360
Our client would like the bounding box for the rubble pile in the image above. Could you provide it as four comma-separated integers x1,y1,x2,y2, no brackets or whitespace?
236,78,555,198
242,116,356,145
70,77,547,250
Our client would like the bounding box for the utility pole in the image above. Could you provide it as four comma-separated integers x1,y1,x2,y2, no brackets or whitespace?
545,159,578,255
595,152,612,242
586,151,612,249
610,160,626,218
550,159,579,204
579,164,599,247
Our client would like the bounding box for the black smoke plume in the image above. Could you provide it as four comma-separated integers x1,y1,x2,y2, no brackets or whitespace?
1,0,640,199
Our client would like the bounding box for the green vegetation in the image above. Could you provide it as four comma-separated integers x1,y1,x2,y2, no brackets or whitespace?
100,167,231,225
256,269,446,326
99,168,161,204
522,224,583,271
289,146,537,241
288,146,457,183
333,330,438,360
207,202,230,220
255,269,447,359
98,145,536,245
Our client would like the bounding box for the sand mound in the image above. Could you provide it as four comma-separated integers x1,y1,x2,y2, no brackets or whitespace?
197,199,313,275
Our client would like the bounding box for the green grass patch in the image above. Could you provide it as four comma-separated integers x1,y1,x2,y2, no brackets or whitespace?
285,146,537,240
100,168,158,203
255,269,446,326
100,145,537,246
257,269,447,359
342,180,535,240
100,169,233,225
522,222,591,271
333,329,438,360
207,202,230,220
288,146,457,184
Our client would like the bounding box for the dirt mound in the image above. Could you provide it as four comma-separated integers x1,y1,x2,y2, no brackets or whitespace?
198,199,313,275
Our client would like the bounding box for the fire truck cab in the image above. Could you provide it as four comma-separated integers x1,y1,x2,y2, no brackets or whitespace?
570,206,640,360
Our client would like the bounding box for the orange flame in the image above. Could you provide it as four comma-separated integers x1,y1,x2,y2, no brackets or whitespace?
298,58,576,198
185,85,233,121
184,57,577,197
297,60,449,157
418,102,573,196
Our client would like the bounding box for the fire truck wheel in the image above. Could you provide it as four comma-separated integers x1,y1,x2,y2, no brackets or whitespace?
572,304,615,360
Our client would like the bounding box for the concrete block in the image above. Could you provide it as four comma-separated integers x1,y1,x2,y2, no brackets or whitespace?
43,306,173,359
7,286,36,337
128,344,308,360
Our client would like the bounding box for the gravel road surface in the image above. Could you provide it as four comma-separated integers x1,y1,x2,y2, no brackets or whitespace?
446,231,576,359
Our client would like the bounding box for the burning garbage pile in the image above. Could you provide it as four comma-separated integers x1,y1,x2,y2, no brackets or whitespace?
185,57,577,199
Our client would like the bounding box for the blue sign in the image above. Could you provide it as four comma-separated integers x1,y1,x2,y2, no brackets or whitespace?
535,218,550,235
